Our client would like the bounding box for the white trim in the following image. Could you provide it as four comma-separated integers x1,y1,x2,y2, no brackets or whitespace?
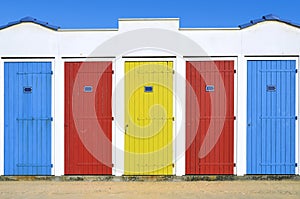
112,59,117,176
175,57,186,176
184,57,238,175
184,57,238,62
122,58,176,62
113,57,125,176
60,57,115,62
245,57,299,60
119,57,177,175
51,59,56,176
0,59,55,63
53,57,64,176
1,59,56,175
61,58,116,176
245,56,299,175
236,55,247,176
173,59,177,175
233,58,238,175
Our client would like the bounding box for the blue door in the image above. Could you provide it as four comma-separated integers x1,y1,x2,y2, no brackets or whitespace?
4,62,52,175
247,60,296,174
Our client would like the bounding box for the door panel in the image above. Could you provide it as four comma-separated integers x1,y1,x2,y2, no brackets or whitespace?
125,61,173,175
4,62,52,175
247,60,296,174
65,62,112,175
186,61,234,174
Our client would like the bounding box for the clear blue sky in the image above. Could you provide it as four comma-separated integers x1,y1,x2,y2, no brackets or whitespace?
0,0,299,29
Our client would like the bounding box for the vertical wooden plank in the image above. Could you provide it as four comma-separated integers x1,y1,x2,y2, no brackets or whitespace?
246,61,251,174
64,62,69,174
4,63,9,174
271,61,276,174
185,62,190,173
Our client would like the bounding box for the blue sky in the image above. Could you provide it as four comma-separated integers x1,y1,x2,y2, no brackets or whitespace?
0,0,299,29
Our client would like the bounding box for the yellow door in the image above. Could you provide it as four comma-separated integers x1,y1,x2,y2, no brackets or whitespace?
125,61,173,175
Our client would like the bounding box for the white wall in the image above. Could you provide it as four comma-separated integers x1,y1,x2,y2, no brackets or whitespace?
53,57,64,176
1,20,300,57
0,19,300,176
241,22,300,55
0,23,58,56
118,18,179,32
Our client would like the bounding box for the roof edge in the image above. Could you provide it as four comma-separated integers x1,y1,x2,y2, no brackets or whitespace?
0,16,60,31
239,14,300,29
1,15,300,31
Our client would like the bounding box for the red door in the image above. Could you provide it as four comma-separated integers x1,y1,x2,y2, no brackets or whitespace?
65,62,113,175
186,61,234,174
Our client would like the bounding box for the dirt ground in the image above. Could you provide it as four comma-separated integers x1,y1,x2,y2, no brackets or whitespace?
0,181,299,199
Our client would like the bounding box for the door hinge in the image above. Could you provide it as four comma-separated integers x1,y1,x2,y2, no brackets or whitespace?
51,164,53,168
173,117,175,121
125,124,129,134
296,116,298,120
112,163,114,168
51,117,53,121
295,163,298,167
172,163,175,168
112,70,114,74
234,163,236,167
112,117,114,121
234,116,236,120
51,71,53,75
173,70,175,75
296,69,298,73
234,69,237,74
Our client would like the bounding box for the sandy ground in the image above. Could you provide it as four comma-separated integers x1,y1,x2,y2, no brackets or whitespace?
0,181,299,199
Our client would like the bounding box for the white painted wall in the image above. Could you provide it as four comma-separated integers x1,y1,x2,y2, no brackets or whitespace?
118,18,179,32
175,57,186,176
113,57,124,176
0,23,58,56
180,29,241,56
0,19,300,176
1,20,300,57
57,30,118,57
236,55,247,176
53,57,64,176
241,22,300,55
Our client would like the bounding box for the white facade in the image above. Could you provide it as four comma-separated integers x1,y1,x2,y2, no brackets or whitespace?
0,17,300,176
